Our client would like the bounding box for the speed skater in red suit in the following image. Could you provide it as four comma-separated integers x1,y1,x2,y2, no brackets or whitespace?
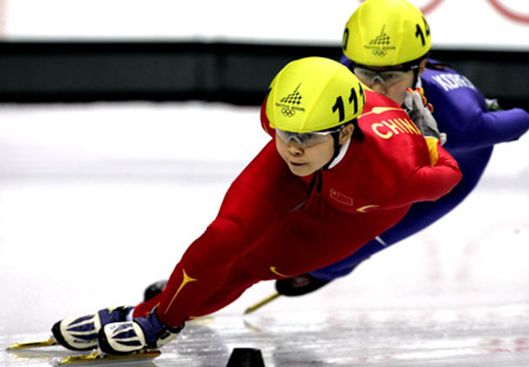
51,57,461,355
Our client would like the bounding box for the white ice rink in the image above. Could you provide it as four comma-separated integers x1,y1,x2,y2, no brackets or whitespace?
1,102,529,366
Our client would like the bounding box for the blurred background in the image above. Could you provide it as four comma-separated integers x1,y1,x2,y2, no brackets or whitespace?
0,0,527,108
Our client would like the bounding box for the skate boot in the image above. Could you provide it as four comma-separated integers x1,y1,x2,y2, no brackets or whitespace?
52,306,133,351
275,273,330,296
98,307,184,355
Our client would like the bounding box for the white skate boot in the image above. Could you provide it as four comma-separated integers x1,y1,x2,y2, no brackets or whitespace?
98,307,183,355
52,306,133,351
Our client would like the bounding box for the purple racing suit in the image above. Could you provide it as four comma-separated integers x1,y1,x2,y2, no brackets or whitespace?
310,58,529,281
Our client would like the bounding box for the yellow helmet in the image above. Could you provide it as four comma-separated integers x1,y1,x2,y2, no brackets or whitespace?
343,0,431,67
266,57,365,133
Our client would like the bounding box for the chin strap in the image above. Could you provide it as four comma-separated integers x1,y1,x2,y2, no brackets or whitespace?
412,68,421,89
322,130,343,170
311,130,343,194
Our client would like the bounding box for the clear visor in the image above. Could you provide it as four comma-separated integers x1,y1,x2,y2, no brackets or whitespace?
275,127,341,148
353,66,413,87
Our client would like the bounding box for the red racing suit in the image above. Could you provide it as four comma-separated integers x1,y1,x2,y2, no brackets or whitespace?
134,90,462,327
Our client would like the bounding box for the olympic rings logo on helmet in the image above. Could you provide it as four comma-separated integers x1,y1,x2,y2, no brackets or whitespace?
372,49,388,57
281,106,295,117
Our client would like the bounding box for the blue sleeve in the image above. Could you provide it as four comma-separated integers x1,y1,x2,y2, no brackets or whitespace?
422,67,529,152
340,54,352,69
479,108,529,145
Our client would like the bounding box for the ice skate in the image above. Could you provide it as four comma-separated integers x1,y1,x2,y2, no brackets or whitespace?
98,307,183,355
51,306,133,351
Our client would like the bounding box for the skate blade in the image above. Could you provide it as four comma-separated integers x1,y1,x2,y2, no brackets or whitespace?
55,349,161,366
7,337,59,350
244,292,281,315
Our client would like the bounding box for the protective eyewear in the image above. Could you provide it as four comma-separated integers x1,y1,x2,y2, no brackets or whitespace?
352,65,416,87
276,127,342,148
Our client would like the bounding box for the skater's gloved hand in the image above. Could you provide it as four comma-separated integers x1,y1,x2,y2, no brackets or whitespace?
485,97,502,111
144,280,167,302
404,88,447,145
275,274,330,296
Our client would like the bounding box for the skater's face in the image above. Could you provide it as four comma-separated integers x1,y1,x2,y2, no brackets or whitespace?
352,59,427,105
275,124,354,177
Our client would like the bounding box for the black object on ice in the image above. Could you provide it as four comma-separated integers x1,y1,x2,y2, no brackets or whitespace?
226,348,265,367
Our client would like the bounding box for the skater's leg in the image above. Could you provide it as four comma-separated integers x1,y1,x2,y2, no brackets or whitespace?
190,193,408,317
136,141,309,326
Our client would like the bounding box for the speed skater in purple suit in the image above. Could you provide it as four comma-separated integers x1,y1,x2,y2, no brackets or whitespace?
275,0,529,296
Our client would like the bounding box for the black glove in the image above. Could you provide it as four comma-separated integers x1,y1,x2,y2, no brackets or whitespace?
144,280,167,302
275,274,330,296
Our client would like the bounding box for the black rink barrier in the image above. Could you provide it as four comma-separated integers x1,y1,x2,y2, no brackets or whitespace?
0,41,527,111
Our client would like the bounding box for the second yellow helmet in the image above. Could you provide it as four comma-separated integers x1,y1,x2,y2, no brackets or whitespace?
343,0,431,67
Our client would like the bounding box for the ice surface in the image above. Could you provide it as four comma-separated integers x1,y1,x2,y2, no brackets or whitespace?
1,102,528,366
